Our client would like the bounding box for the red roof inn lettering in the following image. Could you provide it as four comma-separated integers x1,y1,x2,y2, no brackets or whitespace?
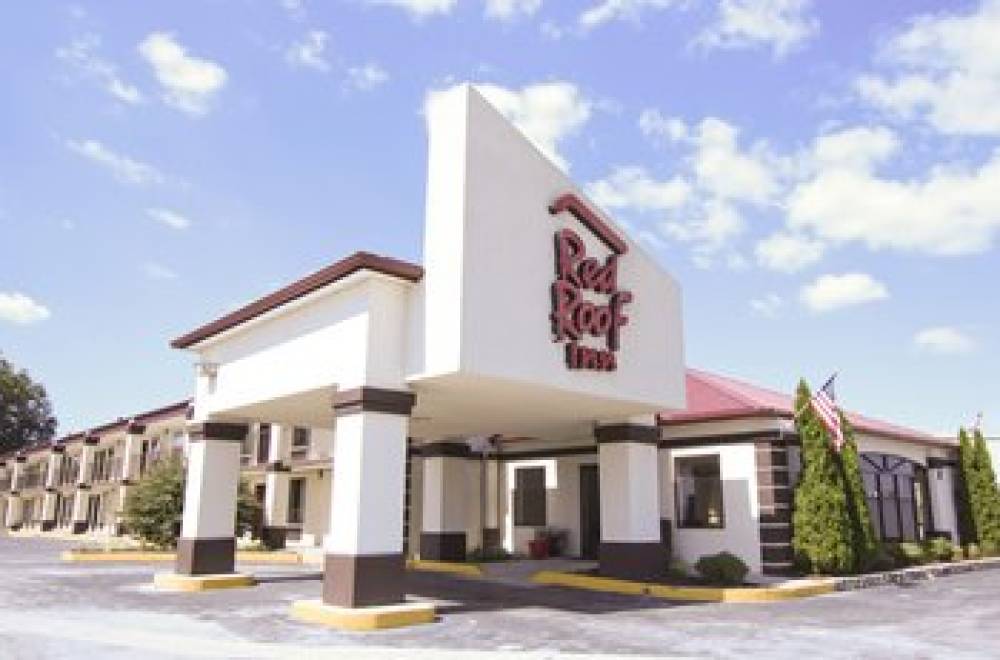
548,194,632,372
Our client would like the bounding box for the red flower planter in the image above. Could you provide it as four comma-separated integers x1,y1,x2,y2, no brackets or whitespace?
528,538,550,559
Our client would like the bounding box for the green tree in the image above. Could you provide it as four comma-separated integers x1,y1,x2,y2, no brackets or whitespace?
968,429,1000,549
836,413,877,568
791,380,875,574
0,355,57,453
956,429,977,544
123,457,263,548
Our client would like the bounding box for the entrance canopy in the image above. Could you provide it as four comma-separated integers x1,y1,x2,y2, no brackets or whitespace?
172,85,685,441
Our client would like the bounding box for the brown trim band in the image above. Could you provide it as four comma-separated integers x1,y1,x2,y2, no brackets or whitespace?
663,430,793,449
171,252,424,349
265,461,291,473
419,442,472,459
420,532,467,561
187,422,249,442
332,387,416,416
928,457,958,468
498,446,597,461
83,435,100,446
594,424,660,445
126,422,147,435
176,537,236,576
599,541,665,579
323,552,405,608
50,445,65,455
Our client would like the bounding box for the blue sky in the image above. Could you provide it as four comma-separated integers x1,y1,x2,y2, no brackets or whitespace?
1,0,998,437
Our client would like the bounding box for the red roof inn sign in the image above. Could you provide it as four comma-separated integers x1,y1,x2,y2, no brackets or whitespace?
548,193,632,372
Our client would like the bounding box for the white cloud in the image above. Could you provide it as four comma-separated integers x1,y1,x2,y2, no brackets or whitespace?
811,125,899,172
286,30,331,72
471,82,592,171
750,292,783,318
579,0,681,31
138,32,227,116
0,292,51,324
857,0,1000,135
347,63,389,90
586,166,690,213
66,139,165,186
688,117,779,205
914,326,975,355
368,0,458,18
800,273,889,313
147,207,191,230
56,34,143,104
143,262,178,280
485,0,542,21
697,0,818,57
755,231,824,272
788,146,1000,256
661,198,744,253
638,108,687,143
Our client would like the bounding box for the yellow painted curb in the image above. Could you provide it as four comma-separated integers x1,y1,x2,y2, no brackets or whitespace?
61,550,174,562
531,571,835,603
290,599,436,631
236,551,302,564
406,559,484,577
61,550,302,564
152,572,256,592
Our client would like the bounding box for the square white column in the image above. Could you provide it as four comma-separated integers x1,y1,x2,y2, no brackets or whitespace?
595,424,664,579
176,422,248,576
419,442,470,561
324,387,414,608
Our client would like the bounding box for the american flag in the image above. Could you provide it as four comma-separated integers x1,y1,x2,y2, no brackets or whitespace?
811,374,844,451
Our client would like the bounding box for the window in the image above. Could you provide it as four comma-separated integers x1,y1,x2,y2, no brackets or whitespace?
675,454,724,529
287,478,305,525
257,424,271,464
513,467,547,527
291,427,310,460
861,453,932,542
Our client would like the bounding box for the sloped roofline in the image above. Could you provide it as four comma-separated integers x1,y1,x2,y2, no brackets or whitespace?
170,251,424,350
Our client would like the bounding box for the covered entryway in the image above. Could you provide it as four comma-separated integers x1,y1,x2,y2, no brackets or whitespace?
163,85,685,627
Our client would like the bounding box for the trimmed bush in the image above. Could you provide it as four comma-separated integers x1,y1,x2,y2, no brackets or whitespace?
922,537,954,563
123,457,262,549
467,546,513,562
890,542,927,567
694,551,749,586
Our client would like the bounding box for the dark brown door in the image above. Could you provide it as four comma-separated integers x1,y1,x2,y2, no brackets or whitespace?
579,464,600,560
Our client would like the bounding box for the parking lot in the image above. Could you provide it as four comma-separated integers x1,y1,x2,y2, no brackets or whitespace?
1,537,999,659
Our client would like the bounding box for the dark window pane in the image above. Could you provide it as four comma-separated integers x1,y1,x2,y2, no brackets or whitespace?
675,455,724,529
514,467,546,527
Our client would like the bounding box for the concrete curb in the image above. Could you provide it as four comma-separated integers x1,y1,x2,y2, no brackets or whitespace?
531,570,835,602
833,557,1000,591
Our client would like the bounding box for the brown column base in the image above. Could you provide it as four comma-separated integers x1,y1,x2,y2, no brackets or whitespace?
40,520,56,532
9,523,22,532
419,532,467,561
71,521,88,534
599,541,666,580
323,553,404,608
261,526,287,550
482,528,501,552
176,537,236,576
